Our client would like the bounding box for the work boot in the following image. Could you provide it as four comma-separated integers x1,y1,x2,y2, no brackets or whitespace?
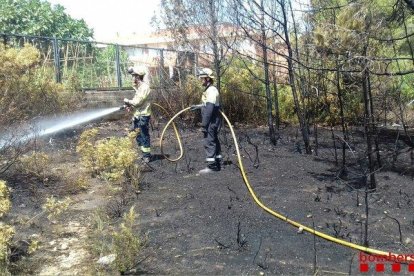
215,155,222,170
198,162,220,174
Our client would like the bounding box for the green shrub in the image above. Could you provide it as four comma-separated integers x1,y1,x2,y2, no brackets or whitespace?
0,44,83,127
277,85,297,124
221,58,267,124
42,196,71,220
18,151,50,182
76,129,138,181
76,128,99,175
90,207,142,273
0,180,11,218
0,223,14,274
125,164,142,192
112,207,141,273
0,180,13,274
90,209,110,255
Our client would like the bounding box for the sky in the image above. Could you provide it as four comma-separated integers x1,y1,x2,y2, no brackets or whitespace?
47,0,161,42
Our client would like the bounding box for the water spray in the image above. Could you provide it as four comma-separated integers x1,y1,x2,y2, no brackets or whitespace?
0,106,123,150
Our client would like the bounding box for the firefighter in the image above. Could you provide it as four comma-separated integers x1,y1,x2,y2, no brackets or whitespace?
191,68,222,174
124,66,152,163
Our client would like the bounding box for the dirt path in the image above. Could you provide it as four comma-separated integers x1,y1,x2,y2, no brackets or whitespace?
36,179,109,275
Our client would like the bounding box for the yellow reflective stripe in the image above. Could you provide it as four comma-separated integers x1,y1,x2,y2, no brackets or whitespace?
141,146,151,153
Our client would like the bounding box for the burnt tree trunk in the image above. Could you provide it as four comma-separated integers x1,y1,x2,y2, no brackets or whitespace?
260,0,276,145
281,0,311,153
335,59,348,168
361,59,376,190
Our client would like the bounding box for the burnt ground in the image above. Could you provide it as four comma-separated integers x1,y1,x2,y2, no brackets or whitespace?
4,113,414,275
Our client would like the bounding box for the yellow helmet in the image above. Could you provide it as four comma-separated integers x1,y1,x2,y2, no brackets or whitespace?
198,68,215,79
128,65,146,76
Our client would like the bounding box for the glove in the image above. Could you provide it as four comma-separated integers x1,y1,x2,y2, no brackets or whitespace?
124,98,132,107
190,104,202,111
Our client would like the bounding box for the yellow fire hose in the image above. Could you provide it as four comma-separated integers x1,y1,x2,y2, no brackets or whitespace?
157,105,408,259
152,103,184,162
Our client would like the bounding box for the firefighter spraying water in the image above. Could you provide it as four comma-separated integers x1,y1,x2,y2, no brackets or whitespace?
123,66,153,163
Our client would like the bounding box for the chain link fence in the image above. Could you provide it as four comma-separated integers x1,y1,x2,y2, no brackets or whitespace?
1,33,200,90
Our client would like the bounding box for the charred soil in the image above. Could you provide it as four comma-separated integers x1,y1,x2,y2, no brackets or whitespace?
5,115,414,275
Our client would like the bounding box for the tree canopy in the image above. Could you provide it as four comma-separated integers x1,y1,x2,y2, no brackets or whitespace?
0,0,93,39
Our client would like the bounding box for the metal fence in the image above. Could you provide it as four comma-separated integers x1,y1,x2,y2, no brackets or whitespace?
1,33,201,90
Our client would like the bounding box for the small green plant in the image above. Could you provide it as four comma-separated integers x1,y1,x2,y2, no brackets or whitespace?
112,206,141,273
42,196,71,220
0,181,11,218
89,206,143,273
76,128,138,182
76,128,99,174
125,164,142,191
0,223,14,273
0,180,13,274
28,239,40,254
90,209,112,257
65,172,91,194
74,175,90,191
19,151,50,182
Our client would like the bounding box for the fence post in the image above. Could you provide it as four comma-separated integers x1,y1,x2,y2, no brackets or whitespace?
115,44,122,89
52,37,61,83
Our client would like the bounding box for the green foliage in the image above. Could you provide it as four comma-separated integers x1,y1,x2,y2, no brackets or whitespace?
0,180,11,218
0,223,14,274
125,164,142,191
0,0,93,39
0,180,13,274
90,209,112,258
398,74,414,101
278,85,297,124
95,136,138,181
60,44,132,89
308,0,412,126
0,44,83,126
94,45,130,87
90,207,142,273
76,128,99,174
18,151,50,182
74,174,90,191
221,58,267,124
183,74,203,106
42,196,71,220
28,239,40,254
76,129,138,181
112,207,141,273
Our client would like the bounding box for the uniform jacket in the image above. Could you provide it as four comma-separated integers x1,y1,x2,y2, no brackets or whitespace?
201,84,220,128
128,81,152,117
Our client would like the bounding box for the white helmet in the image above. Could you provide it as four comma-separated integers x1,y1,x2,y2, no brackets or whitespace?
128,65,146,76
198,67,215,79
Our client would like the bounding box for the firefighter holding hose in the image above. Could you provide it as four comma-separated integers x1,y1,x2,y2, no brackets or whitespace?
190,68,222,174
124,66,152,163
